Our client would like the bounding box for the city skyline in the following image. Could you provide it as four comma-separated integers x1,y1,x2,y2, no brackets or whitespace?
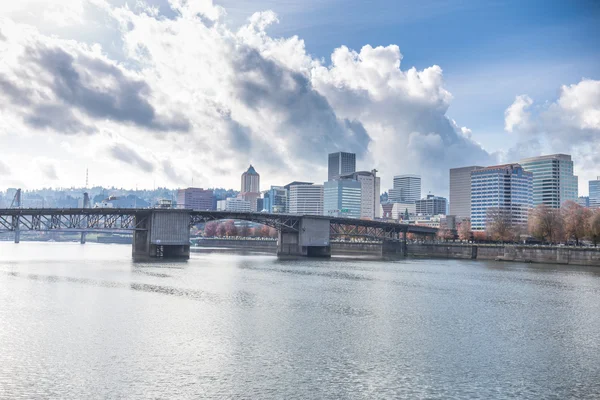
0,1,599,196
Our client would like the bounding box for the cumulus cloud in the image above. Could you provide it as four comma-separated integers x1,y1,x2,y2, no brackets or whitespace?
504,79,600,194
0,20,189,134
0,0,495,194
504,95,533,132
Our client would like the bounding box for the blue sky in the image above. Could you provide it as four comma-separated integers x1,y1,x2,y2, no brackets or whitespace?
219,0,600,151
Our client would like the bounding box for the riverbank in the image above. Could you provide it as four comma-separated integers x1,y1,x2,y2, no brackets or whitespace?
409,243,600,267
193,239,600,266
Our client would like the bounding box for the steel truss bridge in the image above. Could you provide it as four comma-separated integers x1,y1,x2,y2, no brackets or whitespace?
0,208,438,240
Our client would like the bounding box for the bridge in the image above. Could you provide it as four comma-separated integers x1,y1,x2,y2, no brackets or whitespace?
0,208,438,259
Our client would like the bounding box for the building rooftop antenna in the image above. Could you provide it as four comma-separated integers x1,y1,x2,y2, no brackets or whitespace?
85,168,89,189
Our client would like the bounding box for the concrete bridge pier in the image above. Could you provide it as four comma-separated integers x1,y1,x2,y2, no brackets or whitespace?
132,210,191,260
381,232,408,258
277,217,331,258
80,232,86,244
12,216,20,244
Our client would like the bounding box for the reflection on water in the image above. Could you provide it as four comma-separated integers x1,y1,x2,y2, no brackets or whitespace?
1,242,600,399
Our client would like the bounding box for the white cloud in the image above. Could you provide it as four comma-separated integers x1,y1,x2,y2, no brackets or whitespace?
504,79,600,195
504,94,533,132
0,0,494,195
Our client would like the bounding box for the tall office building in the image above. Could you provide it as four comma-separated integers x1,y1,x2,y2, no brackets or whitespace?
324,178,362,218
416,195,447,216
590,178,600,208
450,166,483,219
328,152,356,181
241,165,260,211
389,175,421,203
340,170,380,219
176,188,215,210
265,186,288,213
520,154,578,208
470,164,533,231
241,165,260,193
288,183,324,215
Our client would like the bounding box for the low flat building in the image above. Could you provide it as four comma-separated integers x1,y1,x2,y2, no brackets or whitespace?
379,202,416,220
416,194,447,216
217,198,251,212
176,188,214,210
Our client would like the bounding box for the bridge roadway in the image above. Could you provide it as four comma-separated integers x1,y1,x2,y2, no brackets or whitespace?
0,208,438,259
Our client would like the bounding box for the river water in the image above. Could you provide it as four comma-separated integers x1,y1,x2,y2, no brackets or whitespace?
1,242,600,399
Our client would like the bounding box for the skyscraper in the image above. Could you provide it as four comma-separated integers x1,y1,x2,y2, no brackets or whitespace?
590,178,600,208
470,164,533,231
324,178,362,218
449,166,483,219
389,175,421,203
241,165,260,193
339,170,381,219
519,154,578,208
328,152,356,181
241,165,260,212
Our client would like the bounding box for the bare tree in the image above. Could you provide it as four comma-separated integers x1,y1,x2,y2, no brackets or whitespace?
204,221,218,237
259,224,271,237
238,222,250,238
458,219,472,241
225,220,238,237
589,209,600,247
486,208,515,242
216,223,226,237
562,201,591,246
268,227,278,238
529,204,564,244
473,231,489,242
437,228,454,242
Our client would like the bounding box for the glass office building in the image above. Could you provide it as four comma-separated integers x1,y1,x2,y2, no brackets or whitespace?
324,179,362,218
328,152,356,181
471,164,533,231
590,178,600,208
519,154,578,208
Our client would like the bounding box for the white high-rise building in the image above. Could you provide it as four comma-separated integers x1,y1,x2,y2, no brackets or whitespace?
519,154,578,208
288,184,324,216
390,175,421,203
470,164,533,231
340,170,380,219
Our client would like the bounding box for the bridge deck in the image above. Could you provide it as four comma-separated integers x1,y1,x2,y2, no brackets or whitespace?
0,208,438,235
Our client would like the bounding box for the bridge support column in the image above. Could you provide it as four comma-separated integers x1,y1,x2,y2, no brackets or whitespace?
80,232,86,244
132,210,191,261
277,217,330,258
382,236,407,259
12,216,20,244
